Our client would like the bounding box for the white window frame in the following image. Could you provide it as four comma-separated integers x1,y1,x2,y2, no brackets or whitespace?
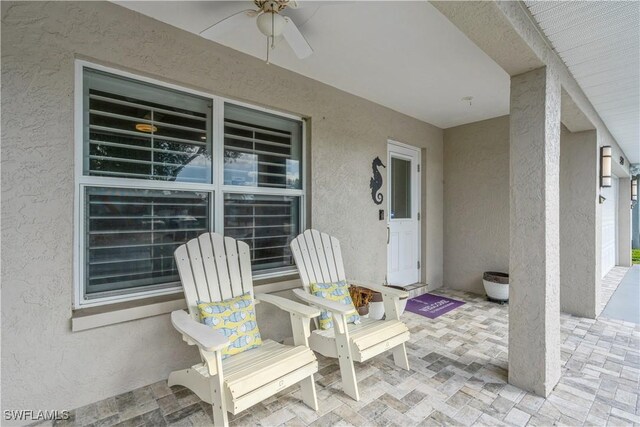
74,60,306,308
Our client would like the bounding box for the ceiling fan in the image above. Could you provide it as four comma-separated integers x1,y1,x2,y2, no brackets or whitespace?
200,0,313,63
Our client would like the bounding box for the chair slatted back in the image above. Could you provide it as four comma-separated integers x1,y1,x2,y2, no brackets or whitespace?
174,233,253,320
290,229,347,292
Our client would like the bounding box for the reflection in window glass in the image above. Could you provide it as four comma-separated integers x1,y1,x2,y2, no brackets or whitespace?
224,153,258,186
224,103,302,189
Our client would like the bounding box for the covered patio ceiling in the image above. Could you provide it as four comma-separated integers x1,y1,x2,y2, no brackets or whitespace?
114,1,510,129
525,1,639,163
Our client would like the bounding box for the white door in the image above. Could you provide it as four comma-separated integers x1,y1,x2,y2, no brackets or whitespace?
387,141,420,286
601,177,618,277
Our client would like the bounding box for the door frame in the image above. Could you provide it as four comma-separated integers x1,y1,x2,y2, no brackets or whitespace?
387,139,422,285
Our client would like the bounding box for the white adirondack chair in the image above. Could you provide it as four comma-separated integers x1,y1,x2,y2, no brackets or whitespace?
290,229,410,401
169,232,320,426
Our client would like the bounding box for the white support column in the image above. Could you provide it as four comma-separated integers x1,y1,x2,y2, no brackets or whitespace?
509,67,561,397
560,128,600,318
618,178,632,267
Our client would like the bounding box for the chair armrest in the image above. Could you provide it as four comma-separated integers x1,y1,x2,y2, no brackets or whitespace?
293,289,353,315
348,280,409,299
171,310,229,352
255,293,321,318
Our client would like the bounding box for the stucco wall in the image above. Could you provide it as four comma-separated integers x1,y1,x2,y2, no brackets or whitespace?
617,177,632,267
1,1,443,413
559,127,600,318
633,202,640,249
443,116,510,294
443,116,604,320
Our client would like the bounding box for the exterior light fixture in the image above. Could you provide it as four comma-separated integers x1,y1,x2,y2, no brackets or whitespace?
135,123,157,133
600,146,612,188
632,176,638,202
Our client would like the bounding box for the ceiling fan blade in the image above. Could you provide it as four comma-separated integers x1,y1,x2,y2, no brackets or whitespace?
282,18,313,59
200,9,258,39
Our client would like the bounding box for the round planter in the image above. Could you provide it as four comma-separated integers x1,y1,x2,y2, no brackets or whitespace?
357,304,370,316
369,291,385,320
483,271,509,303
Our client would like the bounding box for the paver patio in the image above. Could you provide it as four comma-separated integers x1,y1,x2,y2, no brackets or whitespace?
56,285,639,427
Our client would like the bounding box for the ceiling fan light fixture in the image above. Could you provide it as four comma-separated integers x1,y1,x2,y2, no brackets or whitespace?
256,11,286,37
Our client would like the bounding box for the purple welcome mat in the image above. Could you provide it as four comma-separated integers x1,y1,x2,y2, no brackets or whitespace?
405,293,465,319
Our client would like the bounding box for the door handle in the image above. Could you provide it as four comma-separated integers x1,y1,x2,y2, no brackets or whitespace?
387,226,390,244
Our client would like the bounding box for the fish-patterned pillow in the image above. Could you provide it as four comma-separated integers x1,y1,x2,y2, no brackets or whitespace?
309,280,360,330
197,293,262,359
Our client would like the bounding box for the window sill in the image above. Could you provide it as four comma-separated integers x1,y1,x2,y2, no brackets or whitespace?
71,293,187,332
253,274,301,292
71,277,302,332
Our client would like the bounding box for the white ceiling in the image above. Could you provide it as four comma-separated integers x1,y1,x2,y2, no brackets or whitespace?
526,1,640,164
114,1,510,129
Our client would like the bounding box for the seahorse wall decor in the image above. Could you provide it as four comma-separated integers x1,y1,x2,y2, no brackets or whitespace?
370,156,386,205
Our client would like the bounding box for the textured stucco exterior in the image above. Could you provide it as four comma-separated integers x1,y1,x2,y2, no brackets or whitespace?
495,1,631,178
633,201,640,249
617,178,632,267
443,118,604,320
430,1,544,77
1,1,443,412
508,67,561,397
559,127,600,318
443,116,509,294
431,1,631,174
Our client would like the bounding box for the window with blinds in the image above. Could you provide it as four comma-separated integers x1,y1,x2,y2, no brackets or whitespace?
222,104,303,273
84,187,210,297
77,64,305,306
224,103,302,189
84,69,212,183
224,194,300,272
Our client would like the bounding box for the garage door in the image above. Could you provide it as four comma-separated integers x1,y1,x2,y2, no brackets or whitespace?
601,177,618,277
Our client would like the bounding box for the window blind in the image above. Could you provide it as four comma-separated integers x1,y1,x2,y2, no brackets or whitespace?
77,66,306,305
223,103,302,189
224,194,300,272
85,187,210,297
84,69,212,183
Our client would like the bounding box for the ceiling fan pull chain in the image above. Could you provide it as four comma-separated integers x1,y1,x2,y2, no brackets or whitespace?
271,10,276,49
266,37,270,64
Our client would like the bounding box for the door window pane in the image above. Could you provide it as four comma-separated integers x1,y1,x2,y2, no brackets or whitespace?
224,194,300,272
84,187,211,297
391,157,411,219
